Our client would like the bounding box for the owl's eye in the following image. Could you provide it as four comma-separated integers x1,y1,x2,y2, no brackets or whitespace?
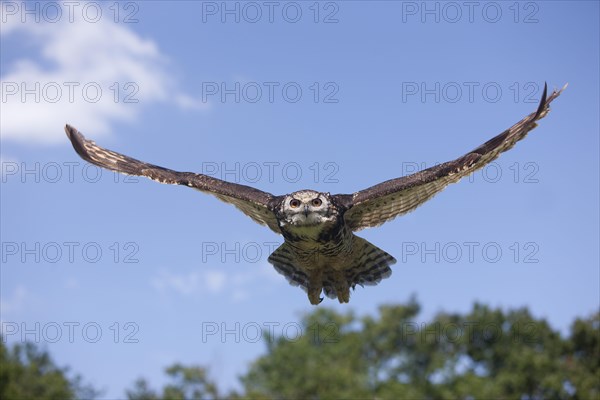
290,199,301,208
311,198,322,207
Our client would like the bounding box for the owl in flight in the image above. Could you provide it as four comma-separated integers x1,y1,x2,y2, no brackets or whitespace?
66,83,565,305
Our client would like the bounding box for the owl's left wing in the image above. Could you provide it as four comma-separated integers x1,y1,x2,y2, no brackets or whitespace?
65,125,283,234
336,83,566,232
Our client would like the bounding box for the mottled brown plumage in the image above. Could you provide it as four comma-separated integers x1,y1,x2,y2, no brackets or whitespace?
65,82,565,304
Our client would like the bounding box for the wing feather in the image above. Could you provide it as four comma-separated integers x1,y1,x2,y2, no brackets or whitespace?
65,125,283,234
338,83,566,231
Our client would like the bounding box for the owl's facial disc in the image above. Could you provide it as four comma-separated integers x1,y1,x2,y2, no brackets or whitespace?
285,191,333,226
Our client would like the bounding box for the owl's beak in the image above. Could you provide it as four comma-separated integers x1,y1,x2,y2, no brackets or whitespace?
303,205,309,217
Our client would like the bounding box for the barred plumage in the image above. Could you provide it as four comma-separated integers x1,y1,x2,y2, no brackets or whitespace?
65,83,565,305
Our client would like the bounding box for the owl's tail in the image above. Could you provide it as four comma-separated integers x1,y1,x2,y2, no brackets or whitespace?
345,236,396,289
268,237,396,305
268,243,311,291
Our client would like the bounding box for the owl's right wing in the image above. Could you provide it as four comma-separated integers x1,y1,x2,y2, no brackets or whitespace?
335,83,566,232
65,125,283,234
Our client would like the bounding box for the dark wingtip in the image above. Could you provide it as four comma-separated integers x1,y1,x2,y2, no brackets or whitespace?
64,124,81,141
534,82,548,120
64,124,91,161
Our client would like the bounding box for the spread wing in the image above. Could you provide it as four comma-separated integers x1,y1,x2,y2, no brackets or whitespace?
65,125,283,234
337,83,566,232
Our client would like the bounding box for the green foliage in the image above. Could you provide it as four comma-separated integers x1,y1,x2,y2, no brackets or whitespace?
243,308,370,399
3,303,598,400
126,364,218,400
240,301,600,400
0,338,98,400
564,312,600,399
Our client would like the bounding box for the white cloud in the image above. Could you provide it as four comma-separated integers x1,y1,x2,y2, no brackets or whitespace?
0,2,208,145
151,263,282,301
205,270,227,293
151,270,203,297
151,269,226,297
174,93,213,112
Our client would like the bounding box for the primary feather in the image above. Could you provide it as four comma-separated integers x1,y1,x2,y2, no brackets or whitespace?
66,83,565,304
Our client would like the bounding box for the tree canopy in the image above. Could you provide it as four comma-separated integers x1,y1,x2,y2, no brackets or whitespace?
0,339,98,400
238,300,599,399
2,300,598,399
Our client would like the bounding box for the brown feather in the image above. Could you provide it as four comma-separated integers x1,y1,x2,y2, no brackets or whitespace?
64,125,283,233
338,83,566,231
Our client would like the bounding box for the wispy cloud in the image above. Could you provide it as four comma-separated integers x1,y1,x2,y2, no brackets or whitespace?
151,263,282,302
1,2,208,145
151,269,226,297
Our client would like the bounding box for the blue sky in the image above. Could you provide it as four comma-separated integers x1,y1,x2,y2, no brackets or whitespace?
1,0,598,397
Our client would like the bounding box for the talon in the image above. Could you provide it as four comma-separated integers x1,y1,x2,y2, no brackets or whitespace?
335,279,350,303
308,288,323,305
337,289,350,303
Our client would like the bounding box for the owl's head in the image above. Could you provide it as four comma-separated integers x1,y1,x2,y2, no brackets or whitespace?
280,190,337,227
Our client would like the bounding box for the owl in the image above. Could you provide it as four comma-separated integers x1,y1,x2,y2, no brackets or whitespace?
66,83,565,304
